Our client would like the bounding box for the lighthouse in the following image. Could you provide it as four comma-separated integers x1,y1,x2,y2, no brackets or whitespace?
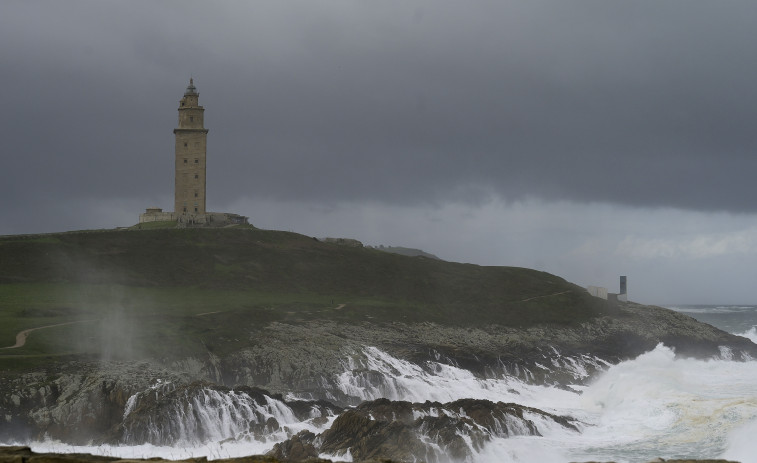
173,78,208,216
137,79,248,227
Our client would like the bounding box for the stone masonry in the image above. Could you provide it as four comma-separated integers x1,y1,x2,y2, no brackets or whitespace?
173,78,208,215
138,79,248,227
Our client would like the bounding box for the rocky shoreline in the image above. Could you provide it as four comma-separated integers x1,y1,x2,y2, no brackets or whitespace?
0,446,742,463
2,302,755,461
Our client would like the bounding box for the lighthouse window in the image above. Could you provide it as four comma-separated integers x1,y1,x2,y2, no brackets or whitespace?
190,116,194,122
183,159,187,164
194,174,199,179
184,143,187,147
194,207,198,213
194,159,199,164
194,192,198,198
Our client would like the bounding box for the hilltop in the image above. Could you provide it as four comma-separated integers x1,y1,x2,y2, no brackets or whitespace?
0,226,608,334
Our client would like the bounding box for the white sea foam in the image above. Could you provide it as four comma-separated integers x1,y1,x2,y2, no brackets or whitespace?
674,307,719,313
21,344,757,463
336,346,583,411
737,326,757,343
566,344,757,462
669,305,757,314
722,417,757,463
337,345,757,463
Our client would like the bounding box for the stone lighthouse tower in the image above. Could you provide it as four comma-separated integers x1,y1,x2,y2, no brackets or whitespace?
138,79,248,227
174,78,208,215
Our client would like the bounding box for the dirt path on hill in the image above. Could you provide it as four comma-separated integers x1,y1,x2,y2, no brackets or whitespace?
517,291,571,303
196,311,224,317
1,321,91,350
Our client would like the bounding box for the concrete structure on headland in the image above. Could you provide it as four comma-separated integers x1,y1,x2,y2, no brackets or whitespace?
587,276,628,302
139,79,248,228
586,286,608,300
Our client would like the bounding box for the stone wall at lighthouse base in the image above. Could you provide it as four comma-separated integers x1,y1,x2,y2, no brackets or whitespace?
138,208,249,228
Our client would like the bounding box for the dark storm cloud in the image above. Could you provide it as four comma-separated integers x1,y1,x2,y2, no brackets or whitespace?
3,0,757,233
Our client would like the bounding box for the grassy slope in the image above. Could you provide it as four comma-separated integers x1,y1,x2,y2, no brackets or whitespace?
0,227,610,366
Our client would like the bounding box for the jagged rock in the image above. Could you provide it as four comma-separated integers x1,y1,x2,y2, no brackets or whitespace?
282,398,580,462
0,364,189,444
2,302,755,447
268,430,318,460
0,447,741,463
319,411,425,462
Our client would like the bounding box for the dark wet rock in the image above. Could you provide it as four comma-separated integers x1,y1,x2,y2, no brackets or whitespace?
278,398,580,462
268,430,318,461
318,410,425,462
0,363,188,444
0,446,740,463
2,301,754,446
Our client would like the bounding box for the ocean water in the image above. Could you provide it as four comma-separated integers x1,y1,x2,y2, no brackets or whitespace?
668,304,757,341
25,305,757,463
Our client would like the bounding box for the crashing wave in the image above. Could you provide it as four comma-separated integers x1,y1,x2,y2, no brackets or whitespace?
121,383,339,445
335,346,608,406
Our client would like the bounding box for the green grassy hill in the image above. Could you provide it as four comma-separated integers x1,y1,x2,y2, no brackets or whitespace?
0,227,610,366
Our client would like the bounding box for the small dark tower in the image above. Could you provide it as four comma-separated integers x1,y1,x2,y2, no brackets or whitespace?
619,276,627,302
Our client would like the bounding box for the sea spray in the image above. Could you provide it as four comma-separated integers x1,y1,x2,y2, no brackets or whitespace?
120,384,337,446
123,380,173,421
739,326,757,344
722,417,757,462
567,344,757,462
334,345,757,462
336,346,589,410
24,343,757,463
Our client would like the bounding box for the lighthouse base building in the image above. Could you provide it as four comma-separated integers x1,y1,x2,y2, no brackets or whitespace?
139,79,248,228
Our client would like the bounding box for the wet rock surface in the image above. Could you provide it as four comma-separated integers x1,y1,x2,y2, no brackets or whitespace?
0,363,190,444
119,382,341,445
218,303,756,402
271,397,579,462
1,302,755,460
0,445,741,463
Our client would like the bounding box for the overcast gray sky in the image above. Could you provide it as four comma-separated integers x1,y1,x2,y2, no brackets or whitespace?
3,1,757,305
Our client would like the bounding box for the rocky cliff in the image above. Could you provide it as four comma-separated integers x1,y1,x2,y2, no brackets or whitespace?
2,301,754,446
